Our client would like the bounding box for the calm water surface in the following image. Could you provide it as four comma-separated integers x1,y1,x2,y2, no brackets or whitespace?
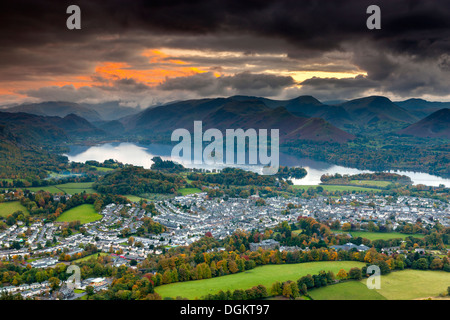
65,142,450,187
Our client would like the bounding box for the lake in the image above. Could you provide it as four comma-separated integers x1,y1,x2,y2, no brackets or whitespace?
65,142,450,187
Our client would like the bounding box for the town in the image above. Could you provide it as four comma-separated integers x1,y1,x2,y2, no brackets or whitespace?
0,190,448,299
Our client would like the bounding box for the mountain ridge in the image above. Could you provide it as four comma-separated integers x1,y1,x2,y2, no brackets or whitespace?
398,108,450,138
120,97,355,143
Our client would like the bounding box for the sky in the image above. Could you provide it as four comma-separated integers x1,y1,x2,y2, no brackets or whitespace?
1,0,450,108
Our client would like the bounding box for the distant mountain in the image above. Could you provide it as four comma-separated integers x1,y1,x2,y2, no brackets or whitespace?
121,97,355,143
395,98,450,118
7,95,445,145
95,120,126,135
3,101,140,122
0,111,69,144
398,108,450,138
230,95,352,126
5,101,103,122
322,99,348,105
201,102,354,143
0,111,106,145
283,96,353,126
54,113,106,138
232,95,419,129
81,101,140,121
121,98,229,133
338,96,418,125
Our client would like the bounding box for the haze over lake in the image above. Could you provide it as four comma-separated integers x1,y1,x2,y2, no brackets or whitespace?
66,142,450,187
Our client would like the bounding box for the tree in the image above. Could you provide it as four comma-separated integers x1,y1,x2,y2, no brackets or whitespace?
367,221,379,232
300,283,308,295
336,269,348,280
282,282,292,298
270,281,282,296
232,289,247,300
331,220,340,230
412,258,429,270
289,282,299,298
348,267,362,280
228,260,239,274
48,277,61,292
342,223,351,232
297,274,314,289
162,270,172,284
364,248,378,263
430,258,443,270
86,286,95,296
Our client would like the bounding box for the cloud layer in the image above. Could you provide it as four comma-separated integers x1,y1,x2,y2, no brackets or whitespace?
1,0,450,105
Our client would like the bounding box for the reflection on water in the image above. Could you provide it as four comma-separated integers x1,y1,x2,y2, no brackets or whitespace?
65,142,450,187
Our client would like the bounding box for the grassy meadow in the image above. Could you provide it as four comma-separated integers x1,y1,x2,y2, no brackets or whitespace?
0,201,29,217
333,230,425,241
26,182,96,195
155,261,366,299
310,270,450,300
178,188,202,196
125,195,151,202
308,281,386,300
348,180,391,187
56,204,102,224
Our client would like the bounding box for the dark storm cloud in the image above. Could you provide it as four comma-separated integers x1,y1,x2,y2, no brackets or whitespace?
2,0,450,101
95,78,151,93
22,85,103,102
2,0,450,54
297,75,377,100
159,72,296,97
22,77,153,103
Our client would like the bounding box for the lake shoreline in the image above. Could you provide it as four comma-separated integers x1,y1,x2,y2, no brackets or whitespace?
65,142,450,187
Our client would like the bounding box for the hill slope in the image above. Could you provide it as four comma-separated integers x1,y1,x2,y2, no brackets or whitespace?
121,98,355,143
339,96,418,125
398,108,450,138
0,111,106,144
395,98,449,118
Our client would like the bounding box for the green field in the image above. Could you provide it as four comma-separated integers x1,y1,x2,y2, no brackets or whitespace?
91,166,114,172
349,180,391,187
54,182,96,194
309,281,386,300
22,185,62,193
178,188,202,196
374,270,450,300
155,261,366,299
27,182,96,195
73,252,110,263
56,204,102,224
0,201,29,217
310,270,450,300
334,230,425,241
124,195,151,202
292,185,381,193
